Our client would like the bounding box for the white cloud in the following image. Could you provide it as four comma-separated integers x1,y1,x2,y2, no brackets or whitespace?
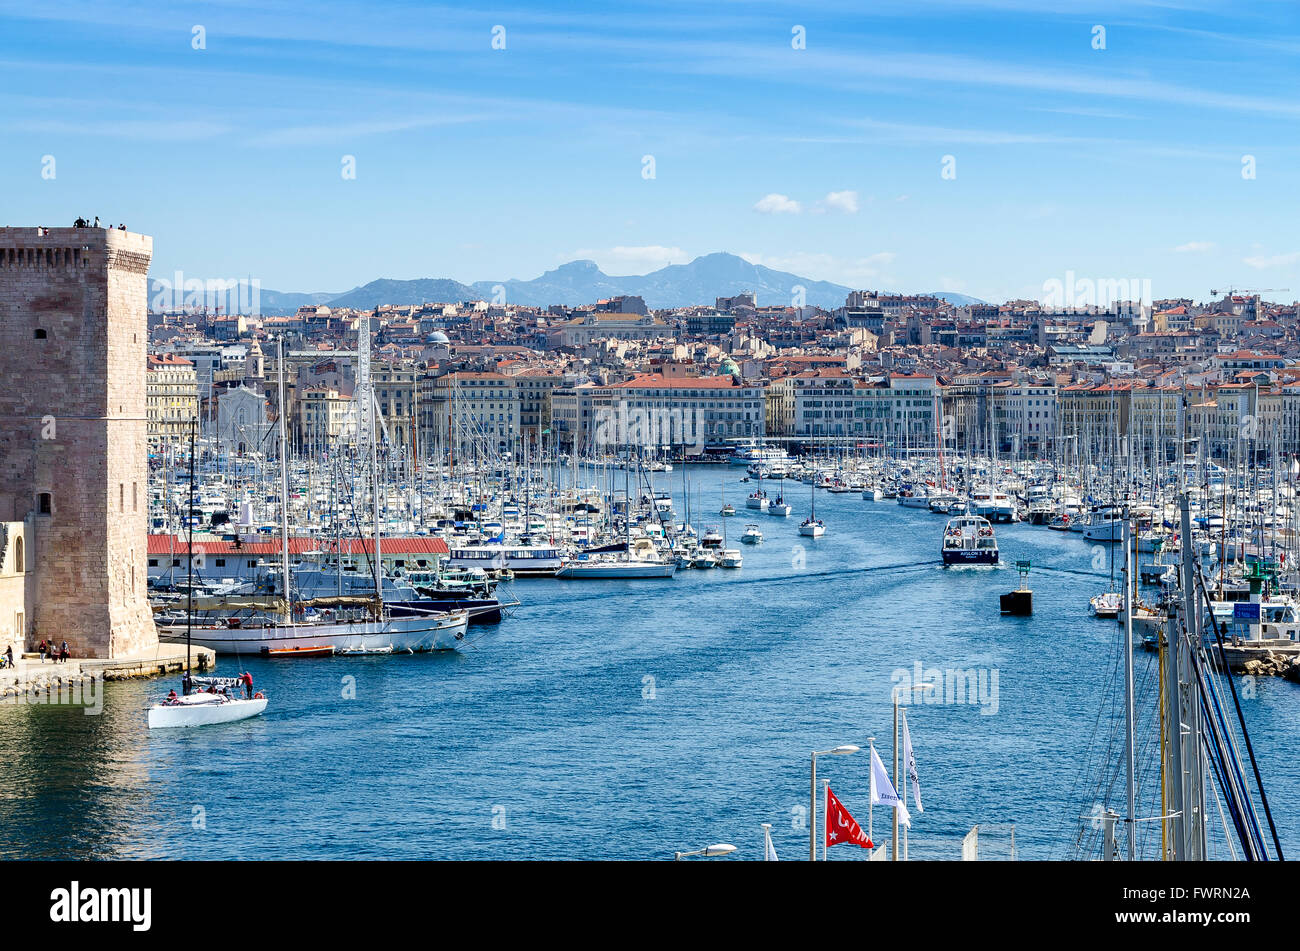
754,193,802,214
821,190,860,214
1244,251,1300,270
569,245,689,273
1175,241,1215,253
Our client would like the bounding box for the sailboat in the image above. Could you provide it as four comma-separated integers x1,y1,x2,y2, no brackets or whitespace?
149,420,268,729
768,476,792,517
158,335,469,654
799,480,825,537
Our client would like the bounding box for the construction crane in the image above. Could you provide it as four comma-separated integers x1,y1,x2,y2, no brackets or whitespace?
1210,286,1290,298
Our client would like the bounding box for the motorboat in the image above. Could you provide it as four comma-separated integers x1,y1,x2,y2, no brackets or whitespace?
940,515,999,566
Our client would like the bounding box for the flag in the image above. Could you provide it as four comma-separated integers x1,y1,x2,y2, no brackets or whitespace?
824,785,873,851
902,713,923,814
762,824,779,862
869,745,912,828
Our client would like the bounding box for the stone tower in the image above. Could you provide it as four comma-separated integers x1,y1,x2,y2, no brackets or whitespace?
0,226,157,658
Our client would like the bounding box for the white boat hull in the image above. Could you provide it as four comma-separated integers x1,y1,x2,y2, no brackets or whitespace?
158,610,469,654
556,562,675,579
148,696,268,729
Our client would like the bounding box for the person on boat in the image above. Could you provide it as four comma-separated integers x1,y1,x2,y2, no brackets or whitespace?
166,689,177,704
240,671,254,699
182,670,193,695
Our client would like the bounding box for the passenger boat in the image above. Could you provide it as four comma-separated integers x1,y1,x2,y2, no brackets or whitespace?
940,515,999,566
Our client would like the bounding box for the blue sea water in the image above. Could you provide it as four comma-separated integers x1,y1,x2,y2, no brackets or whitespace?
2,467,1296,860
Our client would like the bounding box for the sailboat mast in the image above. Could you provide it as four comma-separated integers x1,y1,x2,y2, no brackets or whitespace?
186,416,196,673
277,337,291,623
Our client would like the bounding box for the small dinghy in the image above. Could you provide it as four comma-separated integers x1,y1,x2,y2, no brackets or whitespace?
262,644,335,658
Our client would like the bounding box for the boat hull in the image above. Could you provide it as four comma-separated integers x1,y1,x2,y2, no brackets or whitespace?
157,610,469,654
555,563,675,579
942,549,999,566
148,696,267,729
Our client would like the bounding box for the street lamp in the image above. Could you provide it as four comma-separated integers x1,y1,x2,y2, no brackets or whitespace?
892,683,934,860
674,843,737,861
810,744,860,861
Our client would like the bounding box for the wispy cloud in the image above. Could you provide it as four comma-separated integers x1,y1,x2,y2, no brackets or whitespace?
1244,251,1300,269
754,193,802,214
1175,241,1215,253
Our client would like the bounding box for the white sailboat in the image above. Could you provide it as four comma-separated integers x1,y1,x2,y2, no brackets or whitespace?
149,420,268,729
799,481,825,537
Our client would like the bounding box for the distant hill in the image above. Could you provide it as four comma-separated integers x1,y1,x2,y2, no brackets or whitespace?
325,278,476,311
154,254,990,314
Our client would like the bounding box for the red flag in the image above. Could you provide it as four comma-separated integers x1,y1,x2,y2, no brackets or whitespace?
825,785,873,851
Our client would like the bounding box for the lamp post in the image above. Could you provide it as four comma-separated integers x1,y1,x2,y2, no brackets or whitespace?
810,744,860,861
892,683,934,860
674,843,737,861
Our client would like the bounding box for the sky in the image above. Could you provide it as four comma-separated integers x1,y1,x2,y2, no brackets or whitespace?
2,0,1300,303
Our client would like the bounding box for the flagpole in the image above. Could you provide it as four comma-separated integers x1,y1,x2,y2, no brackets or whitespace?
903,709,910,862
822,780,830,861
867,737,875,848
892,693,900,861
809,751,817,862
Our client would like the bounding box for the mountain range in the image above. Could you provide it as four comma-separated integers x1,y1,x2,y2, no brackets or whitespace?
151,252,986,314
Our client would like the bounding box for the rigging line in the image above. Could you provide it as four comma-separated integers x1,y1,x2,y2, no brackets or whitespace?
1194,560,1285,860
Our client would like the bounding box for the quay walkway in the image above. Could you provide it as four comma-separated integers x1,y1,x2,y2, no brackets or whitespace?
0,644,215,700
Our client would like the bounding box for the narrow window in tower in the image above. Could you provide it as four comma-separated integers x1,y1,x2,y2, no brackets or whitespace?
120,483,124,512
34,329,46,340
133,482,138,511
37,493,51,516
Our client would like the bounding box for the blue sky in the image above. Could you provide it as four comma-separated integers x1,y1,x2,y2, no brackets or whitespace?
2,0,1299,303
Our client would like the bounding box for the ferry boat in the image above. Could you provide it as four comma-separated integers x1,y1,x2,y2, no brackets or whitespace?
731,444,791,467
940,515,999,566
446,545,566,576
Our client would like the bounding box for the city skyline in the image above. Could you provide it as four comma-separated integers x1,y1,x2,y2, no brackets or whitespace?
4,1,1300,302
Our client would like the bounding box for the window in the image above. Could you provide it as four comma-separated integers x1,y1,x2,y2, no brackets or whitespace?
34,329,47,340
37,493,51,516
13,536,23,573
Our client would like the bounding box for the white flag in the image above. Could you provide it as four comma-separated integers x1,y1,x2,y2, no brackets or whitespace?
902,713,923,814
869,745,912,829
763,825,779,862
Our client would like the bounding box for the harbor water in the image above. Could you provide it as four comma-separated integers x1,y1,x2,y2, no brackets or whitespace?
3,466,1298,860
